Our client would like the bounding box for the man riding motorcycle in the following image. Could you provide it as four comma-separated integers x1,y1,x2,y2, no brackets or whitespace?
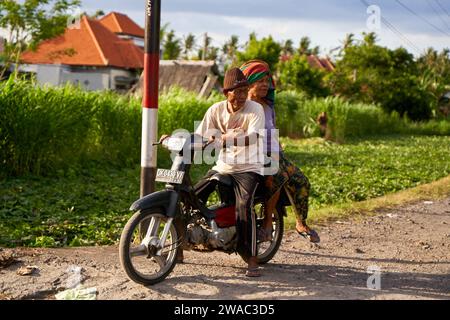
161,68,266,277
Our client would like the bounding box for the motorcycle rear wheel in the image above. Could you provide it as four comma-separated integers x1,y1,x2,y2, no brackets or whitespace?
119,209,180,286
240,200,284,265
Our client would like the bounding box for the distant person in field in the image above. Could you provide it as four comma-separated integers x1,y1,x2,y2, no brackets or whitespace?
240,60,320,243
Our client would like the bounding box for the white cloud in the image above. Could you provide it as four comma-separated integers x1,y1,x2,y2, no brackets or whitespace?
154,12,448,56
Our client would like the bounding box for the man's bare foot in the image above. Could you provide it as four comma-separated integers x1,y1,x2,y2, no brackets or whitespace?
176,249,184,263
245,256,261,277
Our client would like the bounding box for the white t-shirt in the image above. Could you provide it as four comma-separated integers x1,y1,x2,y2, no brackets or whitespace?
195,100,266,175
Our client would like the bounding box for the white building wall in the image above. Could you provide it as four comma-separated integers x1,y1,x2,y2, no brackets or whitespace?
36,65,63,86
26,64,137,91
60,68,110,91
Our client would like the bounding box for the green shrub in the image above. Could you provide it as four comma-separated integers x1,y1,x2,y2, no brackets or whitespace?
276,91,401,141
158,86,217,134
275,91,450,142
278,54,329,97
2,135,450,247
0,80,221,178
1,78,448,178
378,76,433,121
0,78,95,177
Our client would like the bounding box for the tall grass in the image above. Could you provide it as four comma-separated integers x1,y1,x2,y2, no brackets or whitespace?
0,78,96,176
276,91,450,142
158,87,219,134
0,80,219,178
1,79,449,178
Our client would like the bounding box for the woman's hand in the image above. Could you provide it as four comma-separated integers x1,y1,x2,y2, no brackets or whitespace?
222,129,246,147
222,129,243,141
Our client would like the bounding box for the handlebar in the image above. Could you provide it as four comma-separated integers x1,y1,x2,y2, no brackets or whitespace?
155,135,215,152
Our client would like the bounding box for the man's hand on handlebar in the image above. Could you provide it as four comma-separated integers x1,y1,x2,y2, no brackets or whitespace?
159,135,170,144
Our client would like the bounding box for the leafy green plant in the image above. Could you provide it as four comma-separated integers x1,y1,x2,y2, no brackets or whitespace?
278,54,329,97
236,34,282,70
1,79,449,179
1,135,449,247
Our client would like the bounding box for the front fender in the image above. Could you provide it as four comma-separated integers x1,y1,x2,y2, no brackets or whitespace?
130,190,179,217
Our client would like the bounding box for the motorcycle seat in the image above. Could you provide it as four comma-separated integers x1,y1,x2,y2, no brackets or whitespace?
209,173,233,187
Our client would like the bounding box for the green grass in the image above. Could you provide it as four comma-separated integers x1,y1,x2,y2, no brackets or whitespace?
0,80,215,178
299,174,450,228
2,79,449,178
282,135,450,208
282,135,450,228
1,135,449,247
276,91,450,141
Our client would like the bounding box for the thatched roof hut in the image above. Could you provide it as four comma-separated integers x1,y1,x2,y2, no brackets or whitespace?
131,60,221,98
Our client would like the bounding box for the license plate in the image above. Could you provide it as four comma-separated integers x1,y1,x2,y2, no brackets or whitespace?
155,169,185,184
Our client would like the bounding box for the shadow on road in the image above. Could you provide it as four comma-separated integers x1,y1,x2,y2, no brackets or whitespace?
144,260,450,300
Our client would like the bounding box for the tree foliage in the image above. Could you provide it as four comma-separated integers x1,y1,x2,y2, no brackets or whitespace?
329,32,436,121
298,36,320,56
236,34,281,70
222,35,239,66
0,0,81,77
182,33,196,59
278,54,329,97
162,30,181,60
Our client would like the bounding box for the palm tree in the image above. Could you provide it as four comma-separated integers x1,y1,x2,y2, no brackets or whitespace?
160,23,170,47
162,30,181,60
182,33,196,59
342,33,355,50
222,35,239,64
281,39,295,56
362,32,377,46
199,33,213,60
311,46,320,56
298,36,311,56
93,10,105,19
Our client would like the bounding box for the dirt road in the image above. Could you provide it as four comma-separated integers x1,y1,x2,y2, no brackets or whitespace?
1,197,449,300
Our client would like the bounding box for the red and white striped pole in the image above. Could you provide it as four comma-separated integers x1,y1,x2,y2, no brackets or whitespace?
140,0,161,198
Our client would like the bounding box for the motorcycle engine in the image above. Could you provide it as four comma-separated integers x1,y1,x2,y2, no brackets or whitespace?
208,225,237,251
186,218,236,252
186,223,206,245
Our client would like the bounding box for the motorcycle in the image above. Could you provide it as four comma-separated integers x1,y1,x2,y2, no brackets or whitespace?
119,134,290,285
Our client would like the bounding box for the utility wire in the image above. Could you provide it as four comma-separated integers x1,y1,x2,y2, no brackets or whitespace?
359,0,422,54
394,0,450,37
426,0,450,31
434,0,450,18
381,17,422,54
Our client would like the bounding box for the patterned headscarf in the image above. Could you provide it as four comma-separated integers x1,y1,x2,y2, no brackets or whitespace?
240,60,276,105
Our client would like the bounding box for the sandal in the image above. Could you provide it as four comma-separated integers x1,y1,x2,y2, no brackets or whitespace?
245,267,261,278
297,228,320,243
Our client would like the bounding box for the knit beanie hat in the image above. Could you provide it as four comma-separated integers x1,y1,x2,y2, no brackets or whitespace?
223,68,249,94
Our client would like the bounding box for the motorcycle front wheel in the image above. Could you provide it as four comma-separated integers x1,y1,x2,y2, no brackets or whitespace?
119,209,180,286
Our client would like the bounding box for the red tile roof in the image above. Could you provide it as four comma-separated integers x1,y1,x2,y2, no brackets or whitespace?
21,16,144,69
99,12,145,38
280,54,335,72
319,57,335,72
307,55,325,70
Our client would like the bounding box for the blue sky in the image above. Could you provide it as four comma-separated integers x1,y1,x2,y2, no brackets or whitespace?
4,0,450,56
80,0,448,56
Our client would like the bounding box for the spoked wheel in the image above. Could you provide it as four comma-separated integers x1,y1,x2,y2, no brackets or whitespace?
240,200,284,265
119,209,180,285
